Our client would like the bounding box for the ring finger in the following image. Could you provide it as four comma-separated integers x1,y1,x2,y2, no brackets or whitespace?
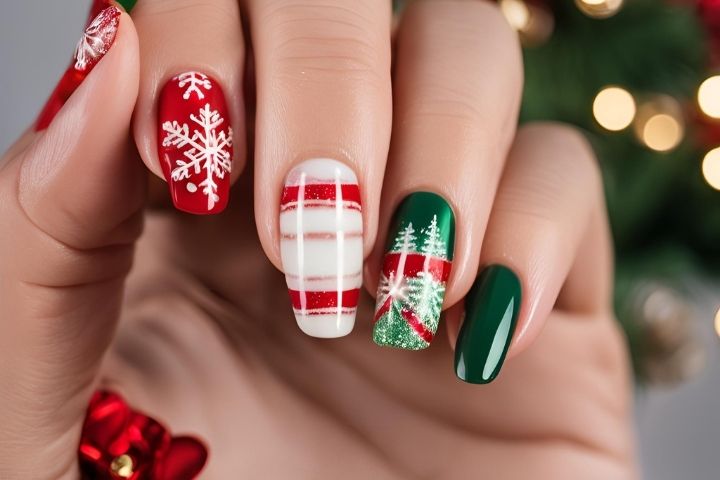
367,0,523,350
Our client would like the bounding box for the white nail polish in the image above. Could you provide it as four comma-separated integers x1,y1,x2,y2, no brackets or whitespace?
280,159,363,338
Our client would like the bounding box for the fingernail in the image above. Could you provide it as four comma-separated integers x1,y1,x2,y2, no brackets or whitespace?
280,159,363,338
455,265,521,384
35,6,121,131
373,192,455,350
158,72,233,215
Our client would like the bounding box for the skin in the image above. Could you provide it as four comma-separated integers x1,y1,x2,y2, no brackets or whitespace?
0,0,638,478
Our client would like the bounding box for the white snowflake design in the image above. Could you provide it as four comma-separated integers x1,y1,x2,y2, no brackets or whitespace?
377,271,409,307
74,7,119,72
162,104,233,210
176,72,213,100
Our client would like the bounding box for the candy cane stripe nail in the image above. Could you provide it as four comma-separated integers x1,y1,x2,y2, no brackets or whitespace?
280,159,363,338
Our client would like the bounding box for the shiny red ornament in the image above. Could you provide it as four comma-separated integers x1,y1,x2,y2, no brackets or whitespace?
79,391,207,480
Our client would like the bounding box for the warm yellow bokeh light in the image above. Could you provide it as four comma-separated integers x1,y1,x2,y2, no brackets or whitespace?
575,0,623,18
641,114,683,152
593,87,636,131
702,147,720,190
698,75,720,119
714,307,720,338
500,0,531,32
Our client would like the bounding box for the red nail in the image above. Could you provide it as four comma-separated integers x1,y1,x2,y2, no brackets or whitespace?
35,6,121,131
158,72,234,215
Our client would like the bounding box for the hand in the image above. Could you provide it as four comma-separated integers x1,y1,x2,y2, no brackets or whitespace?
0,0,638,479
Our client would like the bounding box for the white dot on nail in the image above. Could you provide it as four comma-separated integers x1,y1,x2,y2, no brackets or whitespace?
186,182,198,193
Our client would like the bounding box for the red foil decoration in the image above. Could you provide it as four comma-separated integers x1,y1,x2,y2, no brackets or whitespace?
79,391,207,480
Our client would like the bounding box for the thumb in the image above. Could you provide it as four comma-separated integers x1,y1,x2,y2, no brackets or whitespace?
0,6,142,477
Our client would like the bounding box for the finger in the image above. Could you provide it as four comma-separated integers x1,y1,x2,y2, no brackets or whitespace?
247,0,393,337
452,122,612,384
0,7,142,474
368,0,523,350
132,0,245,215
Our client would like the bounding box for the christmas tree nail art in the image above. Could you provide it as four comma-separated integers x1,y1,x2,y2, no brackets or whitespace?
373,192,455,350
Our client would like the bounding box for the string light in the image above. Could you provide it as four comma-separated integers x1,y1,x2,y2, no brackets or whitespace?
592,86,636,131
499,0,554,46
698,75,720,119
633,96,684,152
702,147,720,190
575,0,624,19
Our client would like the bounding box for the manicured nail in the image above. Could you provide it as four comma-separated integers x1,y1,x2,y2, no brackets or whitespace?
455,265,521,384
280,159,363,338
158,72,233,215
373,192,455,350
35,6,121,131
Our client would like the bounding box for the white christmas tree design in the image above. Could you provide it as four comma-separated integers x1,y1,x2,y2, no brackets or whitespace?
421,215,447,258
392,222,418,253
176,72,213,100
407,272,445,329
162,104,233,210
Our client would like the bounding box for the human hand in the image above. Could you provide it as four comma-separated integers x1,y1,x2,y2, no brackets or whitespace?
0,0,637,478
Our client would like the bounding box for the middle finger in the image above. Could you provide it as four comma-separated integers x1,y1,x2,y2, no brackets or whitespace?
247,0,393,338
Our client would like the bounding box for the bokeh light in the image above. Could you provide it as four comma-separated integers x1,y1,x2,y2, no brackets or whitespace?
698,75,720,119
575,0,624,19
702,147,720,190
593,86,636,131
634,96,684,152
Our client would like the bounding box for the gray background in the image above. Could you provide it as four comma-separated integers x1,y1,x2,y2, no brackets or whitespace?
1,2,719,478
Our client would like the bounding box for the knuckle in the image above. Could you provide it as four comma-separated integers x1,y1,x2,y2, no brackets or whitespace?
406,0,523,78
261,2,387,82
518,122,603,197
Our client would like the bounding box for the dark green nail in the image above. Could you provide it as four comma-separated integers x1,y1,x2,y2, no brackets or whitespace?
116,0,138,12
455,265,521,384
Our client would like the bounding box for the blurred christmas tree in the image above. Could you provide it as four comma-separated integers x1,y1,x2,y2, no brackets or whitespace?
512,0,718,384
394,0,720,384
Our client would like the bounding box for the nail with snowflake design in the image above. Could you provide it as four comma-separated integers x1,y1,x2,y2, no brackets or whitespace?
373,192,455,350
158,72,233,214
36,6,121,131
280,159,363,338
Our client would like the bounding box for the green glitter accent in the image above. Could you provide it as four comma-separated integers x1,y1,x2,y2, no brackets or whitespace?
373,303,429,350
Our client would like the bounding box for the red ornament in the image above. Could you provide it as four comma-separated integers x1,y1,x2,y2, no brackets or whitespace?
79,391,207,480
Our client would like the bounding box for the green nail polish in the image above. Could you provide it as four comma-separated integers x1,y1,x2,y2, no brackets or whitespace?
373,192,455,350
455,265,521,384
116,0,137,12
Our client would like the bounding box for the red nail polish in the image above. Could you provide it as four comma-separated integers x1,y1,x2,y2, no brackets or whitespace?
158,72,234,215
35,6,121,131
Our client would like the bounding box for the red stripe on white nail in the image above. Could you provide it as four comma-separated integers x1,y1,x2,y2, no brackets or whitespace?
288,289,361,310
280,184,362,206
281,232,363,240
